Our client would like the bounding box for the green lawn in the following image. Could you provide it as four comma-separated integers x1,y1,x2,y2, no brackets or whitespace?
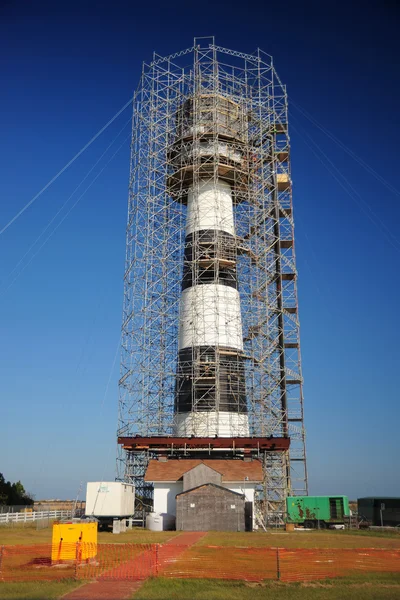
198,529,400,549
2,576,400,600
0,526,180,546
133,574,400,600
97,529,180,545
0,580,80,599
0,525,51,546
1,527,399,599
2,524,399,549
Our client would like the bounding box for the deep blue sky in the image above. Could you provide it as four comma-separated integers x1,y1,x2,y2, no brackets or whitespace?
0,0,399,501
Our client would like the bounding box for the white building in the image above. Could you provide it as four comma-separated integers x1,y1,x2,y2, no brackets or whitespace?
144,458,263,530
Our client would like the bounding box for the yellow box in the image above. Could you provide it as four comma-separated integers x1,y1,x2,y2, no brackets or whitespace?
51,521,97,563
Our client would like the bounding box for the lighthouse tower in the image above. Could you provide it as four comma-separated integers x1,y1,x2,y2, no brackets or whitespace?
169,95,249,437
117,41,308,523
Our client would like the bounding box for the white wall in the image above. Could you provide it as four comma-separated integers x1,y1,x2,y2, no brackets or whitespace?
86,482,135,517
224,483,256,529
153,481,257,529
224,483,255,504
153,482,183,516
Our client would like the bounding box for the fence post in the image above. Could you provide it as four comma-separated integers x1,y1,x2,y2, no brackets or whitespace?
0,545,4,581
74,542,81,580
155,544,159,576
276,547,280,581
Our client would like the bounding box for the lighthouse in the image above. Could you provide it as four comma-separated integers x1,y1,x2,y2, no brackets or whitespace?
168,94,249,437
118,42,308,523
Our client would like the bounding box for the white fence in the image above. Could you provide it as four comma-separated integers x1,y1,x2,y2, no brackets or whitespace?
0,510,72,524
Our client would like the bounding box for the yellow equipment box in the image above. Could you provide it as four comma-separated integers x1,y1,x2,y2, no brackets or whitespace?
51,521,97,563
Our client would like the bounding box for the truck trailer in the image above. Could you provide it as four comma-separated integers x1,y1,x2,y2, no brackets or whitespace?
358,497,400,527
286,495,350,528
85,482,135,530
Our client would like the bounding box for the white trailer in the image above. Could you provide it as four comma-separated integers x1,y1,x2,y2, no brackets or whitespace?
85,482,135,529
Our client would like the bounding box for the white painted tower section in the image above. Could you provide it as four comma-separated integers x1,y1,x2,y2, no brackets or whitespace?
178,285,243,351
186,180,235,236
175,411,249,437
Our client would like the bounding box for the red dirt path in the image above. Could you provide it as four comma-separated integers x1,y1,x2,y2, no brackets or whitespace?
62,532,206,600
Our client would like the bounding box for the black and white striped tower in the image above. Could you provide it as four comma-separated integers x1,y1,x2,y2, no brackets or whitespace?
118,42,309,514
168,94,250,436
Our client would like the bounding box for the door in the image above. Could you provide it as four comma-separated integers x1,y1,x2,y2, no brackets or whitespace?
329,497,344,520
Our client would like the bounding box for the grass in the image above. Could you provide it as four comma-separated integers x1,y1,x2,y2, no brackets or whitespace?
1,527,399,598
132,574,400,600
97,529,181,545
2,525,399,549
0,526,52,546
0,526,180,546
0,579,80,599
198,529,400,549
2,575,400,600
338,528,400,539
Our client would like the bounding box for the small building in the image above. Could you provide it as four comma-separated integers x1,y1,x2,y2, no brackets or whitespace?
358,497,400,526
144,458,262,530
176,483,248,531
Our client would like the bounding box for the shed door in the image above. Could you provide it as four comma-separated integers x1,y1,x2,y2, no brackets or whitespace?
245,502,253,532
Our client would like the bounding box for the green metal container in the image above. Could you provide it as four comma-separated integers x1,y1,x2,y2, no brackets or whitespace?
286,495,350,525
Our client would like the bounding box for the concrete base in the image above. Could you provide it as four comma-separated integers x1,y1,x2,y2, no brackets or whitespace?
112,518,127,534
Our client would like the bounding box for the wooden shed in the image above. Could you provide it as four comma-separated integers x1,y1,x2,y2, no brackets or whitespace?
176,483,250,532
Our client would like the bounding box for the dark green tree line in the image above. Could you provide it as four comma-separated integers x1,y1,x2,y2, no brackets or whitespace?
0,472,34,505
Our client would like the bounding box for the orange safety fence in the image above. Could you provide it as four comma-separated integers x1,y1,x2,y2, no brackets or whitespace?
279,548,400,582
157,545,400,582
0,543,157,582
158,545,277,581
0,543,399,583
0,543,76,582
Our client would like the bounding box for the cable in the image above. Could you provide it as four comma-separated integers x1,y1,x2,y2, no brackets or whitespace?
9,120,130,507
87,334,122,517
31,333,123,515
0,133,131,298
294,212,337,319
290,116,400,252
2,116,132,289
0,97,133,237
290,100,400,198
100,335,121,415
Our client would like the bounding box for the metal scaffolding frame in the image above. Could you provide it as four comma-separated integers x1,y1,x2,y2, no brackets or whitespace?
117,38,308,520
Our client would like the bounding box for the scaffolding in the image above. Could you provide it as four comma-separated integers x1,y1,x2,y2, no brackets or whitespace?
117,38,308,520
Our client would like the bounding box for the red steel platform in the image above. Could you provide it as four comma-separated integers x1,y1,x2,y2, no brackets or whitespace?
118,436,290,452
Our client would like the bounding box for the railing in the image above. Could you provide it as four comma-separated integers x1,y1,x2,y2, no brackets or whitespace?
0,510,72,525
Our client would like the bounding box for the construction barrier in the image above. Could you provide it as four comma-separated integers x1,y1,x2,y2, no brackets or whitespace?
158,545,400,582
0,543,399,583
